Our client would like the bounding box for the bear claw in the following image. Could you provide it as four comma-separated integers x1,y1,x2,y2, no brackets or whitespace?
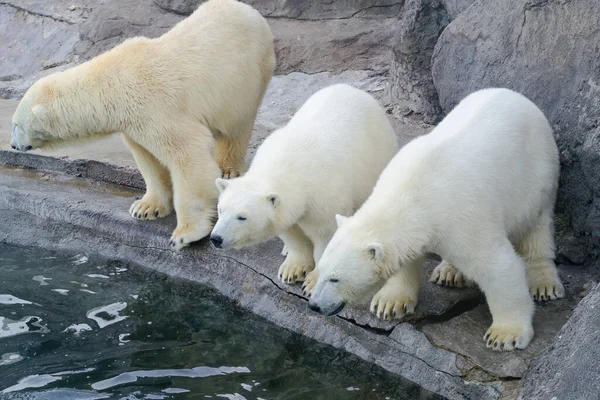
129,196,172,221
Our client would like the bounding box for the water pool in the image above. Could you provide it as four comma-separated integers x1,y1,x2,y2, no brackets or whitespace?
0,244,442,399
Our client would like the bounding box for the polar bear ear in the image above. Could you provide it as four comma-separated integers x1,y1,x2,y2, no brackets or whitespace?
32,105,49,122
215,178,229,193
267,192,280,208
367,242,384,263
335,214,348,228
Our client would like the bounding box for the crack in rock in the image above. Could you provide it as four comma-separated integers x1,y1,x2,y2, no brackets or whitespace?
0,1,77,24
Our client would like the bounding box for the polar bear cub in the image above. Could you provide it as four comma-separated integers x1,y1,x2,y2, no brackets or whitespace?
10,0,276,250
308,88,565,351
210,84,398,284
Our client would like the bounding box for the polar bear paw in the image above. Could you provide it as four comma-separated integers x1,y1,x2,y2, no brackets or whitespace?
302,269,320,297
169,220,212,251
484,322,534,351
278,257,314,285
370,288,417,321
529,278,565,301
429,261,466,288
129,196,172,220
220,166,242,179
527,263,566,301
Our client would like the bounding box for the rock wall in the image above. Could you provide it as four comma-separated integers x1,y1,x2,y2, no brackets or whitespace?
432,0,600,263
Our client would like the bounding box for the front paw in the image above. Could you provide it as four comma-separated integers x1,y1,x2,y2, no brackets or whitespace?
278,256,314,285
484,322,534,351
370,287,417,321
302,269,320,297
129,195,172,220
169,219,212,250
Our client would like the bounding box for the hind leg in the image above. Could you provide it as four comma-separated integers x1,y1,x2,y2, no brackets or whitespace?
214,123,253,179
517,208,565,301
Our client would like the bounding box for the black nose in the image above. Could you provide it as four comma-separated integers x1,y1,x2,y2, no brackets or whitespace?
11,144,16,150
308,302,320,313
210,235,223,248
25,146,32,151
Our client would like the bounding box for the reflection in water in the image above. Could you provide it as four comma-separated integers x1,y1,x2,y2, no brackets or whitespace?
0,244,443,399
91,366,250,391
86,302,129,329
0,316,48,339
2,368,95,393
0,294,33,305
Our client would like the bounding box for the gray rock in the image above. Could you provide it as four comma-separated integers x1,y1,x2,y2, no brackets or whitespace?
385,0,449,123
440,0,475,19
431,0,600,260
518,283,600,399
422,300,575,379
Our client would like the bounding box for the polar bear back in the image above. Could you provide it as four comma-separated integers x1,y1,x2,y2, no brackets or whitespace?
118,0,275,137
364,88,559,244
248,84,398,210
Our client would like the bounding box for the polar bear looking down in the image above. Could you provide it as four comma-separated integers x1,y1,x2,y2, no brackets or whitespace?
308,88,565,352
210,84,398,284
10,0,276,250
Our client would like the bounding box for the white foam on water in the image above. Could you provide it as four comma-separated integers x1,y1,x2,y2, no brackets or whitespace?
80,289,97,294
70,281,88,287
63,323,93,336
52,289,69,296
91,366,250,391
0,294,32,305
0,352,24,366
87,302,128,329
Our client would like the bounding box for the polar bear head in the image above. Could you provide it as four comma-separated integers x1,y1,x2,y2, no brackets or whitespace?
10,77,62,152
210,177,282,250
308,214,397,316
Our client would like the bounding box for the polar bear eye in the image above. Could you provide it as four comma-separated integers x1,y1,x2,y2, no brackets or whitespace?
237,216,247,221
329,278,339,283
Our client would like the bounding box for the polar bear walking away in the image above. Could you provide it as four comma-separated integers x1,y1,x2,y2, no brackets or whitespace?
308,88,565,351
10,0,276,250
210,84,398,284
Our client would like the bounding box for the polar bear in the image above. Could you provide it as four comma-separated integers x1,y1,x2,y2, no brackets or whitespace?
10,0,276,250
307,88,565,352
209,84,398,284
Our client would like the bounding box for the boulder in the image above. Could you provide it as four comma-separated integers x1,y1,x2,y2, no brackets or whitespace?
431,0,600,259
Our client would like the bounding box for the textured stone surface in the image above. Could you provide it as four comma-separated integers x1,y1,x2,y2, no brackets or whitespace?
0,164,499,400
422,300,575,379
385,0,448,123
518,283,600,399
431,0,600,260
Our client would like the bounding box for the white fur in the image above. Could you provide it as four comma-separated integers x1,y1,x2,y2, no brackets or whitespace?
310,88,565,352
211,84,398,284
11,0,276,250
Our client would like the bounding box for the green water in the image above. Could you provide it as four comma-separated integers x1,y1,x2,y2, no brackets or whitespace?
0,244,442,399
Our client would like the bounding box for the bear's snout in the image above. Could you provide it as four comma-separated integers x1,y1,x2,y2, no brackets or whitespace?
210,234,223,248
